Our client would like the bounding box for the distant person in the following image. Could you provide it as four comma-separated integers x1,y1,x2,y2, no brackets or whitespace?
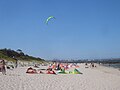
14,58,18,68
91,63,95,68
0,60,6,75
85,63,89,68
56,63,60,70
90,63,94,68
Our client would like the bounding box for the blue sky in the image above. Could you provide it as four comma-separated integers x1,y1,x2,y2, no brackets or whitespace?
0,0,120,60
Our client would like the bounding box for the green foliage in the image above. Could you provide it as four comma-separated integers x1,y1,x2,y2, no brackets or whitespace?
0,48,45,62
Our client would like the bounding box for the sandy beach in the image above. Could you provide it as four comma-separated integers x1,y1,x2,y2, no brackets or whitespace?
0,64,120,90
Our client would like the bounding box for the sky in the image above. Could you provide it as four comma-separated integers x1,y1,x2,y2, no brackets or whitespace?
0,0,120,60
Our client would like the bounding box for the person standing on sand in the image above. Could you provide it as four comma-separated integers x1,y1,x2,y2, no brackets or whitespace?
0,60,6,75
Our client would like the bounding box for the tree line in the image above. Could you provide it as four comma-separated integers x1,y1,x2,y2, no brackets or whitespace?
0,48,45,62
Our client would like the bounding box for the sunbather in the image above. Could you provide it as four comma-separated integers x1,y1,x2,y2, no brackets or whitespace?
26,67,37,74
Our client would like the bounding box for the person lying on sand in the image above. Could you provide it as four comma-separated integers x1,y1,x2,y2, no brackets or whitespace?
26,67,37,74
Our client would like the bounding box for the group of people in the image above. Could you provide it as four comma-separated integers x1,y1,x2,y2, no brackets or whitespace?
85,63,96,68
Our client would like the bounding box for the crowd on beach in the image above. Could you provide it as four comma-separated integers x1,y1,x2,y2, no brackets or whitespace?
0,59,83,75
26,62,81,74
0,59,97,75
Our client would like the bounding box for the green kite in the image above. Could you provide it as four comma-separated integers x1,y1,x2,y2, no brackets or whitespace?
45,16,55,24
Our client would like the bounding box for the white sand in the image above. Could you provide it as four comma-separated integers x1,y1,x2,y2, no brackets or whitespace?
0,64,120,90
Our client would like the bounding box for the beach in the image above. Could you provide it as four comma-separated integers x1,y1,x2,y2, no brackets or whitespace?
0,63,120,90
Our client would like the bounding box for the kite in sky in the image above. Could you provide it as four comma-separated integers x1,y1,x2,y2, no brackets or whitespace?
45,16,55,25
